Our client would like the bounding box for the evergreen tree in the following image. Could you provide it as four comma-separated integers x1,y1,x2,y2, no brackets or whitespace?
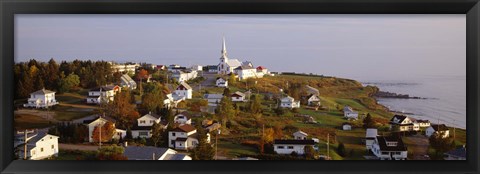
363,113,375,129
337,142,346,157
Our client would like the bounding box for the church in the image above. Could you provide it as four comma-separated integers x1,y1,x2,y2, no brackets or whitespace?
217,37,242,75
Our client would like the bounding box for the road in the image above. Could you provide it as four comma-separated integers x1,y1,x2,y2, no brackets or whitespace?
192,72,217,91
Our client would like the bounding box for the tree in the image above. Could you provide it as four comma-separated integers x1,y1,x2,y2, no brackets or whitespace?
304,145,316,160
429,132,455,158
249,94,263,114
363,113,376,129
58,72,80,93
217,96,235,128
150,122,164,147
125,127,133,140
136,69,149,97
337,142,346,157
259,128,275,154
97,145,128,160
92,122,116,143
223,88,231,97
103,90,140,128
45,58,60,90
189,126,214,160
228,73,236,86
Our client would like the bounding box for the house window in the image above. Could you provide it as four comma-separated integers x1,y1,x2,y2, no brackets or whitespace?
140,120,146,124
381,152,389,155
41,148,44,152
171,140,175,145
288,146,294,149
172,133,176,136
277,146,285,149
150,120,154,124
139,132,148,136
51,145,54,149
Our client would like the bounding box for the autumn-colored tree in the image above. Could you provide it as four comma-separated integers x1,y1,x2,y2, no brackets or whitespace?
136,69,149,97
228,73,236,86
259,128,275,154
92,122,116,143
187,99,208,112
103,90,140,128
190,125,215,160
429,131,455,158
304,145,316,160
217,96,235,128
150,122,164,147
248,94,263,114
58,72,80,93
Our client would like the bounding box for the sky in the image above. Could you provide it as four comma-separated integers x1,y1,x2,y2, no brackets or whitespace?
15,14,466,81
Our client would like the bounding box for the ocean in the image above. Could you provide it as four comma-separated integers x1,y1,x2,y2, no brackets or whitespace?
358,75,466,129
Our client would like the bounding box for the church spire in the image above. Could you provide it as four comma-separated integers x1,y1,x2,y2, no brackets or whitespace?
221,36,227,57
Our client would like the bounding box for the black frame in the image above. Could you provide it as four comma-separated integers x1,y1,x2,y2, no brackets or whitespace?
1,0,479,174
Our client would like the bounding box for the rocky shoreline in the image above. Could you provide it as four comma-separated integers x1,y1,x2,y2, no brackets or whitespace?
374,91,426,99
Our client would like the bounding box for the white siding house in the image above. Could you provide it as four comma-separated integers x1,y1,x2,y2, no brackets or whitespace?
174,113,192,125
216,77,228,87
365,128,378,150
342,123,352,131
306,94,321,106
86,85,121,104
131,113,166,139
231,91,246,102
18,132,59,160
174,82,193,99
273,140,315,155
234,65,261,80
23,89,59,108
83,116,117,143
280,96,300,109
172,70,198,83
293,131,308,140
371,136,408,160
168,124,210,150
343,106,359,120
426,124,450,138
120,74,137,90
389,115,420,132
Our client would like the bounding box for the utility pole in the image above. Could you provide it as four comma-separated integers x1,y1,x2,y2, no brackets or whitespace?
453,119,456,139
215,129,221,160
327,133,330,160
23,129,34,160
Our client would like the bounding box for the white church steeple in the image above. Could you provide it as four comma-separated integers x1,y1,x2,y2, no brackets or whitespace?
220,36,228,62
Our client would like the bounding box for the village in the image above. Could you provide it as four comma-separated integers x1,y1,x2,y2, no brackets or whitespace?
13,37,466,161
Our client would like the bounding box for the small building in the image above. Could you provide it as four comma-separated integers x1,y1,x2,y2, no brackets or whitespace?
280,96,300,109
342,123,352,131
86,85,121,104
343,106,359,120
174,82,193,99
131,112,167,139
365,128,378,150
216,77,228,88
120,74,137,90
444,146,466,160
256,66,269,75
204,94,223,106
17,132,59,160
23,88,59,108
293,131,308,140
273,139,315,155
231,91,246,102
191,65,203,71
123,146,192,160
306,94,320,106
371,136,408,160
164,93,185,109
415,119,431,128
172,70,198,83
168,124,210,150
234,65,261,80
83,115,118,142
174,112,192,125
206,65,218,73
426,124,450,138
389,115,420,132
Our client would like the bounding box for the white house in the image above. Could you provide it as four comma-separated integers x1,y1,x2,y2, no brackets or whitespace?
168,124,210,150
83,115,117,142
174,82,193,99
174,112,192,125
371,136,408,160
414,119,431,128
191,65,203,71
131,113,166,139
280,96,300,109
389,115,420,132
342,123,352,131
204,94,223,106
426,124,450,138
306,94,320,106
163,93,185,108
17,132,59,160
86,85,121,104
123,146,192,160
234,65,260,80
273,139,315,155
444,146,466,160
256,66,270,75
217,37,242,75
365,128,378,150
216,77,228,87
343,106,359,120
120,74,137,90
172,70,198,83
23,88,59,108
231,91,246,102
293,131,308,140
111,62,139,73
207,65,218,73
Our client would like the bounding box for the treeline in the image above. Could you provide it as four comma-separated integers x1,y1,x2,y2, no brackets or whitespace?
14,58,117,99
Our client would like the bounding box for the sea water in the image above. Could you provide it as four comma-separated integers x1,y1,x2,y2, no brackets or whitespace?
360,75,466,129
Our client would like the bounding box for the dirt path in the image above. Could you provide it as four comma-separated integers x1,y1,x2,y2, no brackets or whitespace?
59,143,100,151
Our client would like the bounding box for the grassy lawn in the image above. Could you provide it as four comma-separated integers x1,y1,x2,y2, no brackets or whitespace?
52,105,95,121
50,150,97,160
14,114,54,130
217,138,258,158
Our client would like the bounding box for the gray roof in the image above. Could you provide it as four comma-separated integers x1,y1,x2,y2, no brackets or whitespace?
177,82,192,90
27,133,58,144
226,59,242,67
444,147,466,158
204,93,223,99
163,153,188,160
234,65,256,70
123,146,170,160
31,89,55,95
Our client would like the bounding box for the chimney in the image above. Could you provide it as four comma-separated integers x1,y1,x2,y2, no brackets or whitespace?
124,141,128,147
152,153,156,160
